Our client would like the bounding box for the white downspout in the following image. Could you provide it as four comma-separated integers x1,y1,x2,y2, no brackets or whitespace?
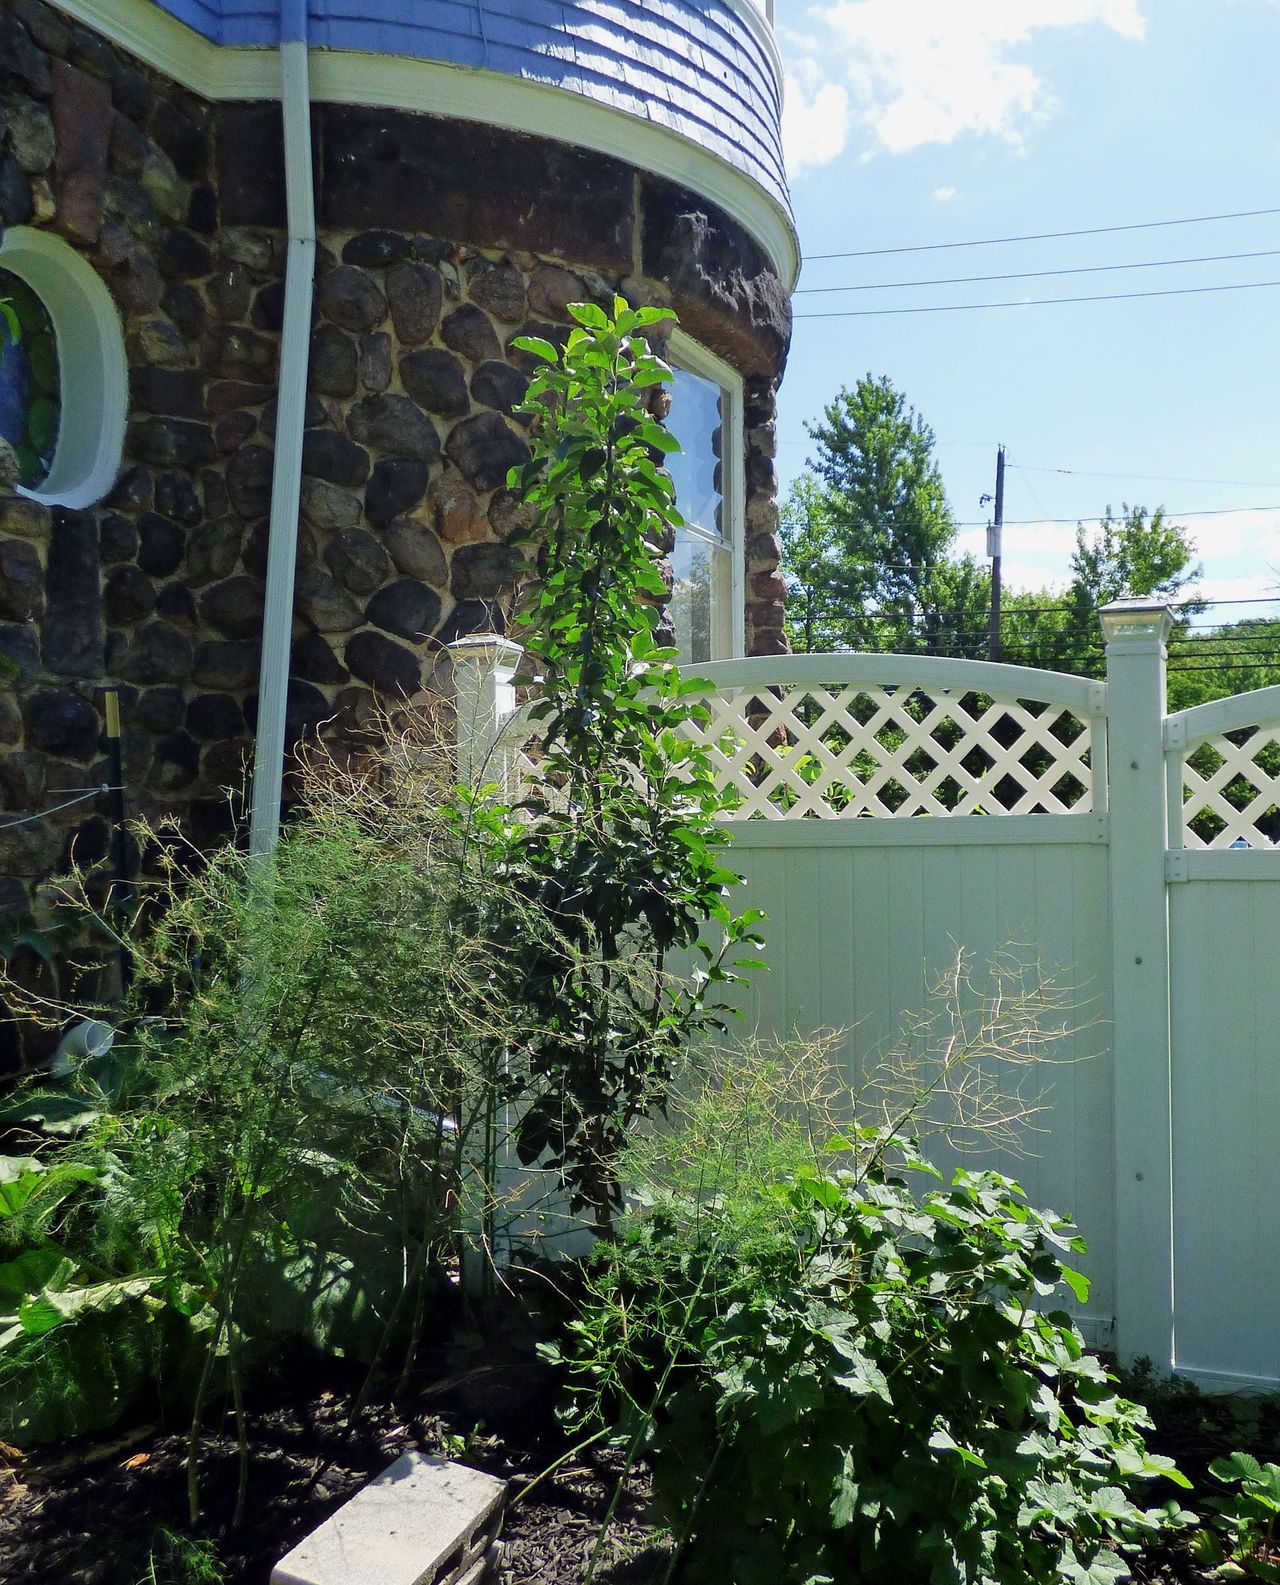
248,5,316,860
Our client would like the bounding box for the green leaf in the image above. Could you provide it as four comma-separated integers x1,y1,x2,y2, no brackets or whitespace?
1060,1265,1092,1304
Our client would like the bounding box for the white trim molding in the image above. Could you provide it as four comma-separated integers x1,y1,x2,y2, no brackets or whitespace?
0,227,128,511
48,0,800,287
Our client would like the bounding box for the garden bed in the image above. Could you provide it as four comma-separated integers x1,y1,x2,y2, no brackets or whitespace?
0,1337,665,1585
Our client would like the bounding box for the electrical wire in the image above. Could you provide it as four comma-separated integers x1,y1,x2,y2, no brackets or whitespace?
0,786,116,833
794,248,1280,295
806,206,1280,261
794,277,1280,320
1012,464,1280,489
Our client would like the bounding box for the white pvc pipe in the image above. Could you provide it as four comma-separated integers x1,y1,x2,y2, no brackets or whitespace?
248,34,317,861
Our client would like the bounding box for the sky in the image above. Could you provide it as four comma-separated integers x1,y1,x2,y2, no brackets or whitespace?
774,0,1280,615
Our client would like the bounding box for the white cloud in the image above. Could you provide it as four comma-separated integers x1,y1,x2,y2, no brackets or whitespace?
933,185,958,201
781,0,1146,175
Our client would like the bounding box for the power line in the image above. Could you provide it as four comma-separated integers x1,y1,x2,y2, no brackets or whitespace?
794,278,1280,320
953,502,1280,527
794,248,1280,295
806,206,1280,261
1012,463,1280,489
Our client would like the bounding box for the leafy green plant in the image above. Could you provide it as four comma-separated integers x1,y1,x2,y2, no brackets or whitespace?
557,1136,1190,1585
548,973,1181,1585
1194,1453,1280,1581
0,722,548,1516
488,297,764,1234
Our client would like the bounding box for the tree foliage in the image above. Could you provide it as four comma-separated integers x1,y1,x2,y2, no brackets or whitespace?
490,298,763,1237
788,377,960,652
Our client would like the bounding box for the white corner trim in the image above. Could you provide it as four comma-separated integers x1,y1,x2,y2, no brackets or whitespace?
0,227,128,512
46,0,800,287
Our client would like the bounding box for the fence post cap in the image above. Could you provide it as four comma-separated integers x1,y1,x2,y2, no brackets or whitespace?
1098,597,1176,645
445,634,525,667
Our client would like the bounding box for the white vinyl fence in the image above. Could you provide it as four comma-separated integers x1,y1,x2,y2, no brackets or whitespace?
450,598,1280,1389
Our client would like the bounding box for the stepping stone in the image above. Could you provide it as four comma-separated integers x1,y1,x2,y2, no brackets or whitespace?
272,1452,506,1585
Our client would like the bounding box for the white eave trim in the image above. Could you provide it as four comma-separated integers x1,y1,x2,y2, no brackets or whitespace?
48,0,800,288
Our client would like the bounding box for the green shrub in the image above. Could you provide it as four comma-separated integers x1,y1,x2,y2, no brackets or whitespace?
557,1138,1190,1585
0,724,546,1515
1194,1452,1280,1581
551,1005,1189,1585
481,297,763,1235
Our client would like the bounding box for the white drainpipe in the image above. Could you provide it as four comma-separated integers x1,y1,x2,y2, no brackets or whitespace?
248,1,316,861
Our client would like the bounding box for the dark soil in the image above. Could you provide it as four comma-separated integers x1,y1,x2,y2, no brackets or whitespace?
0,1328,662,1585
1,1341,1271,1585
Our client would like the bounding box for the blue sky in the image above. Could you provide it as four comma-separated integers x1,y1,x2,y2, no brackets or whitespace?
775,0,1280,611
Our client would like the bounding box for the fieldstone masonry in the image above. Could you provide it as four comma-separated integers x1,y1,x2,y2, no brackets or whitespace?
0,0,791,1069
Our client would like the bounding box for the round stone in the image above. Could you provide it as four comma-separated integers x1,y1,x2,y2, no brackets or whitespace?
383,518,447,586
347,395,440,463
302,429,370,487
527,264,589,321
310,324,358,397
148,730,200,791
470,360,529,421
292,630,349,684
488,487,536,541
385,260,443,345
400,348,469,417
200,575,265,641
441,304,501,364
104,565,156,624
194,640,260,689
137,513,185,577
450,542,520,601
186,692,245,740
365,457,429,529
366,578,442,643
295,567,363,633
300,478,363,532
135,686,185,732
325,530,392,596
359,332,392,393
316,265,387,334
0,540,44,623
225,445,274,519
445,411,530,493
468,259,526,322
21,688,99,758
187,518,243,587
345,629,422,698
342,231,411,268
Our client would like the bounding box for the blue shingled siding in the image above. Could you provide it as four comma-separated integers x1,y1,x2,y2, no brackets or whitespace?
150,0,788,215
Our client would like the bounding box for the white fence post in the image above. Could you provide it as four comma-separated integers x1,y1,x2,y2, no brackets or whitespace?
1101,597,1176,1369
446,633,524,1299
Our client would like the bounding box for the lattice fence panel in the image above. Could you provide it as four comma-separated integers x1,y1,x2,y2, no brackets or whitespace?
683,682,1096,819
1181,725,1280,847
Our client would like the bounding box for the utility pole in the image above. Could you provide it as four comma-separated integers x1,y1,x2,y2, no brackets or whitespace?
987,444,1005,662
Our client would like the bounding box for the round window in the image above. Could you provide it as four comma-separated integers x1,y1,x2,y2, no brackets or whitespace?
0,265,62,491
0,228,127,511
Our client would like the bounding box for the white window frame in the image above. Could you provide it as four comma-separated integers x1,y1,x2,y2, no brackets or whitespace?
667,328,745,660
0,227,128,510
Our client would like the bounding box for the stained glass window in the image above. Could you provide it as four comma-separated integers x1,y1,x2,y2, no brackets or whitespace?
0,267,60,491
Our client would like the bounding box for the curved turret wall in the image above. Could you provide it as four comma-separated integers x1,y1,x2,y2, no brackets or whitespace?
0,0,794,1067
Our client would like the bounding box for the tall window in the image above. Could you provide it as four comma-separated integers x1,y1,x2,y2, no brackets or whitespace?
664,333,743,663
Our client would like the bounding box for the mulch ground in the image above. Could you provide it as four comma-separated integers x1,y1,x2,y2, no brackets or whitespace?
0,1330,664,1585
0,1333,1269,1584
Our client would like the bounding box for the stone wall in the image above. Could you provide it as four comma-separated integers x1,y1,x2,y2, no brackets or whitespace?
0,0,791,1069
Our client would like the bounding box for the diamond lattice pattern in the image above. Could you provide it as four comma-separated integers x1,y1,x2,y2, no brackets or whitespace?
1182,726,1280,847
684,683,1094,819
